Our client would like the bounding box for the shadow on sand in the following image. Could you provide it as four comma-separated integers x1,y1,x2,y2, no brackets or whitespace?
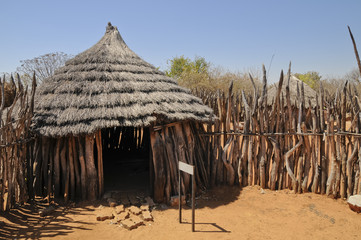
0,185,241,239
0,201,95,240
180,221,231,233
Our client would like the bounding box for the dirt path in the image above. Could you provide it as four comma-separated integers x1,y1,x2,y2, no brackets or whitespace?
1,186,360,240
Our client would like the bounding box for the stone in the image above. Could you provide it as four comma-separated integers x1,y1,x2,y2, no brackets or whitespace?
128,194,140,206
121,219,138,230
140,203,149,211
103,191,112,199
115,211,130,222
131,215,144,227
145,197,155,207
170,195,186,207
39,206,55,217
260,188,265,194
128,206,142,215
347,195,361,213
120,195,130,206
142,210,153,221
107,198,117,207
159,204,168,210
96,214,114,221
115,204,125,214
96,208,115,221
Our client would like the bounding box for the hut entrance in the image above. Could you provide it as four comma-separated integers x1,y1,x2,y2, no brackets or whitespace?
101,127,151,195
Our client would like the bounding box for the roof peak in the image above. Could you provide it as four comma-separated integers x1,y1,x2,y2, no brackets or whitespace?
106,22,117,33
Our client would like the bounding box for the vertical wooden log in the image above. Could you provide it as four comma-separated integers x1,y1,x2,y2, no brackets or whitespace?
248,118,255,186
206,121,212,183
242,90,251,187
47,140,54,202
269,137,281,190
259,65,268,189
174,123,191,192
85,134,98,201
346,143,358,198
326,114,337,196
95,130,104,198
68,137,76,200
211,120,220,187
348,26,361,78
297,154,304,193
221,136,235,185
77,137,87,200
340,83,347,199
53,138,61,198
26,140,34,200
149,128,166,203
319,83,327,194
71,136,81,200
163,127,178,196
41,137,49,196
162,128,172,203
301,123,311,192
311,111,320,193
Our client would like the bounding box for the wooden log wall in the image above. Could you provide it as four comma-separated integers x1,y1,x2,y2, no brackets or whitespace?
0,74,36,211
30,126,152,203
198,67,361,199
31,132,103,202
150,121,208,203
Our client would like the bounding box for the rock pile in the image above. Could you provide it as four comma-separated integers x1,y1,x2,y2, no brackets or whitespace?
96,191,155,230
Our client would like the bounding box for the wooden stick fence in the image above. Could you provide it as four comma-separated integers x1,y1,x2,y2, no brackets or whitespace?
0,74,36,211
197,66,361,199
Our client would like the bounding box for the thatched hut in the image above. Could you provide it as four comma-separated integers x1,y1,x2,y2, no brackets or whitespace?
267,75,317,108
33,23,213,203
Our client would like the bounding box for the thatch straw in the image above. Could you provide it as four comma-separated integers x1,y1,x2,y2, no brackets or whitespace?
267,75,317,108
33,23,213,137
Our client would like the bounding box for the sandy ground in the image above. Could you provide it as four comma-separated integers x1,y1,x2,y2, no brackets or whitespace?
1,186,361,240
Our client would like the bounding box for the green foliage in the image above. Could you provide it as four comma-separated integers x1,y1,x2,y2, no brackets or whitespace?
165,56,210,79
294,71,321,90
165,56,261,95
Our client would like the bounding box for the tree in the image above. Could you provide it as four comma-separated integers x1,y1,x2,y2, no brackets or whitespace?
165,55,210,79
165,56,261,95
165,56,212,90
345,68,361,83
294,71,321,90
17,52,72,84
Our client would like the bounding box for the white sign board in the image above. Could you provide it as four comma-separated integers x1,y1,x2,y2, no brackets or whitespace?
179,161,194,175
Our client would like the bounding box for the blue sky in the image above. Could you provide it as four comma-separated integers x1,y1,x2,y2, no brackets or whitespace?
1,0,360,83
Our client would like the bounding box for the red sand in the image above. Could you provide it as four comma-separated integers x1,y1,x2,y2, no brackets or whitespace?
1,186,360,240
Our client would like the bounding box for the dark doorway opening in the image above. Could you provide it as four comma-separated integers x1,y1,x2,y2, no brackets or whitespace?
102,127,151,196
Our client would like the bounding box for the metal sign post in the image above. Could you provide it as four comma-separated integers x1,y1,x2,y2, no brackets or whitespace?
178,161,195,232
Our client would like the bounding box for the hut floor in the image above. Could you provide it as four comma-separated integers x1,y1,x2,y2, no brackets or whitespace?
103,155,150,197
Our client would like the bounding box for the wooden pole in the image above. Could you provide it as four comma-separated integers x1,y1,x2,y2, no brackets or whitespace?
348,26,361,79
95,130,104,198
85,134,98,201
77,137,87,200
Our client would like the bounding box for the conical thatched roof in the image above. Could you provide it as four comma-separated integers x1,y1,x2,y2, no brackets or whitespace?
33,23,213,137
267,75,317,108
